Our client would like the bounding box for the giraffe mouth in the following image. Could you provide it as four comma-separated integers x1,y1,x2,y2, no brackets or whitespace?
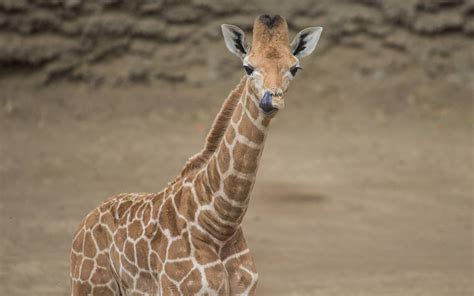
259,91,284,115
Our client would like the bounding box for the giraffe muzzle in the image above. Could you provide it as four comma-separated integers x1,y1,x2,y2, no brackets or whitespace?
259,91,285,115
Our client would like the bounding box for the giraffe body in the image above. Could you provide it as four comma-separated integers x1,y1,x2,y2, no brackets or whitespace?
70,191,256,296
71,14,323,296
71,80,267,295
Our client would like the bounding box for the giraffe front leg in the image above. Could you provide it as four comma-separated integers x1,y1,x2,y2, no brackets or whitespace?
221,228,258,295
224,252,258,296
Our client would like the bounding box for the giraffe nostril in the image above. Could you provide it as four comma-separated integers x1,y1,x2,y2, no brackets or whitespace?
270,90,283,97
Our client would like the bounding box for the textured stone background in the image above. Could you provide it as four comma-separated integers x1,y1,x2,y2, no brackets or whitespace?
0,0,472,85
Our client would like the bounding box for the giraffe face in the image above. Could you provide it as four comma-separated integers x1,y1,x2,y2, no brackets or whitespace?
222,15,323,114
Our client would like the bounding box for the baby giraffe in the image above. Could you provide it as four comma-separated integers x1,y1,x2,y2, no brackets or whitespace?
70,15,322,296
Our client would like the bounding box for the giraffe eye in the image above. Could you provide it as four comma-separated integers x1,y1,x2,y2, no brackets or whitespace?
290,65,301,76
243,65,254,75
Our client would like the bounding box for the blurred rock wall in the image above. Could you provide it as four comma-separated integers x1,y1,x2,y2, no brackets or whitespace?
0,0,472,85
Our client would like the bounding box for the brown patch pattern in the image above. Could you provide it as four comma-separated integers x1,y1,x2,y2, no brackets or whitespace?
70,14,295,294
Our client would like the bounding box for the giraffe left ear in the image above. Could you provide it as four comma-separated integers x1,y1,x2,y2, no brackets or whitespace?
291,27,323,58
221,24,248,60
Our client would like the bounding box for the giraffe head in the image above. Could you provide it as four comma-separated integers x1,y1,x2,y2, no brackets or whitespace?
222,15,323,114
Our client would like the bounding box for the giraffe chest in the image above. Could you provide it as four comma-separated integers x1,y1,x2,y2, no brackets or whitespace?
105,192,229,295
114,230,230,295
121,227,258,296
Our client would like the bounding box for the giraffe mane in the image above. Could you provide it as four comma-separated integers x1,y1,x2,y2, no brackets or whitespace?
177,76,247,179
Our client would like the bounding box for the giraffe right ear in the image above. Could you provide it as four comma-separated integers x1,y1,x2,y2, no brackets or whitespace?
221,24,248,60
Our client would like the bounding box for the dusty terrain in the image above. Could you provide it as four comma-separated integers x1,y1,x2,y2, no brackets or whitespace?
0,0,473,295
1,43,473,295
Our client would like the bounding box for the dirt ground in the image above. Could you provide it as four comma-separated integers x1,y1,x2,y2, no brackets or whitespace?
0,42,473,296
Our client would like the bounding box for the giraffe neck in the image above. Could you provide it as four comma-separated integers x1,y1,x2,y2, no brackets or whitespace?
196,78,272,241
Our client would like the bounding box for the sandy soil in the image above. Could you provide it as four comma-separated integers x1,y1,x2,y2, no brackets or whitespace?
0,45,473,295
